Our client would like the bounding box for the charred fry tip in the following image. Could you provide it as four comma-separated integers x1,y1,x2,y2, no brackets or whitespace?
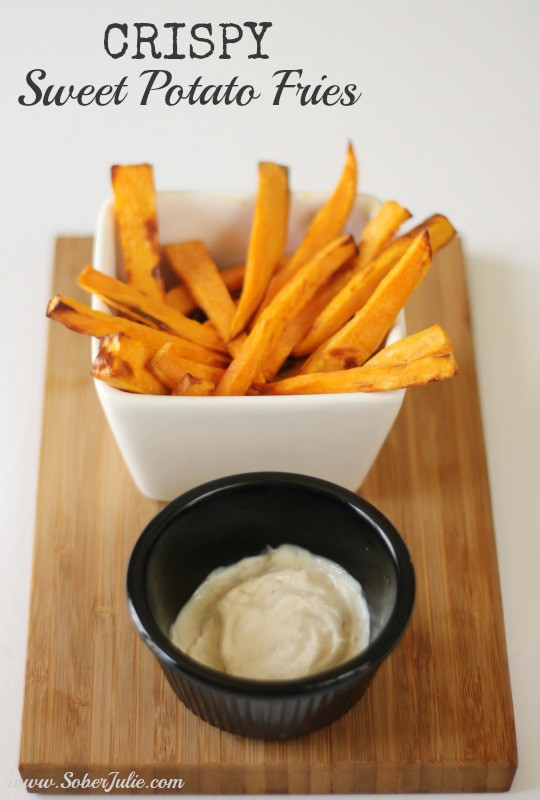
420,228,432,254
101,331,126,347
440,351,458,365
433,213,458,235
433,212,455,222
76,265,93,287
430,352,459,380
91,355,110,374
46,295,71,316
258,161,289,174
111,162,152,174
334,234,357,253
172,373,216,396
46,295,60,315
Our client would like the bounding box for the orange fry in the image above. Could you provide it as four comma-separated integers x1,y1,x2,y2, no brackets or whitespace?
216,235,357,396
299,231,432,374
292,324,455,376
256,353,458,395
46,295,229,368
260,264,356,381
164,241,237,340
229,162,289,338
294,214,455,357
259,260,360,378
111,164,164,300
165,263,245,316
259,143,358,311
165,284,197,316
148,342,225,389
91,333,168,394
355,200,411,269
365,324,454,367
77,265,227,354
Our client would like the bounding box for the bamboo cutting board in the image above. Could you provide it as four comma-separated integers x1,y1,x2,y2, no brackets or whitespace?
20,236,517,793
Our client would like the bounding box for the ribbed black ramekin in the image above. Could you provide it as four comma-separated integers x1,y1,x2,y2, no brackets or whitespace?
127,472,415,739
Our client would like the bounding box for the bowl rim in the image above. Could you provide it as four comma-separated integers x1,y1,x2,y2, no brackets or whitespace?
127,471,415,696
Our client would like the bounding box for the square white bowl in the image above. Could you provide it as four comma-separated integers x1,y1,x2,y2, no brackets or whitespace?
92,191,405,501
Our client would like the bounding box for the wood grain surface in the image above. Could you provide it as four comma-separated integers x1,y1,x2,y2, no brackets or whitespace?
19,236,517,793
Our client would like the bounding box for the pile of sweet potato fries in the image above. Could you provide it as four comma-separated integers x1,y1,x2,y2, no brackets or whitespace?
47,145,458,396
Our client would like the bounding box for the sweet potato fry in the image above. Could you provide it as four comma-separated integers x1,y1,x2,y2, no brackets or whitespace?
365,324,454,367
111,164,164,300
229,162,289,338
164,284,197,315
164,241,238,341
249,260,358,380
148,343,225,389
256,352,458,395
165,264,245,316
258,143,358,311
298,231,432,374
297,325,455,376
260,273,355,382
91,333,168,394
171,374,216,396
46,295,229,368
215,235,357,395
355,200,411,269
294,214,456,356
164,242,248,357
77,265,227,353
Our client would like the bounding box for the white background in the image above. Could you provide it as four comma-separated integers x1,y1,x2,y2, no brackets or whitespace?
2,1,539,798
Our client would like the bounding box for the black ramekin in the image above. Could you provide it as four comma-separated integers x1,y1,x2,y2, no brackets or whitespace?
127,472,415,739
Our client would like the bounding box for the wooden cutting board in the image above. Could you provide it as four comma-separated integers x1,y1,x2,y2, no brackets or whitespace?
19,236,517,793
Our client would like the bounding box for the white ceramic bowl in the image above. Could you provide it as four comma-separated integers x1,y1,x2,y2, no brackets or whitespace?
92,191,405,501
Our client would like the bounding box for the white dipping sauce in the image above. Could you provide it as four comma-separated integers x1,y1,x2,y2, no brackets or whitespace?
169,544,370,680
